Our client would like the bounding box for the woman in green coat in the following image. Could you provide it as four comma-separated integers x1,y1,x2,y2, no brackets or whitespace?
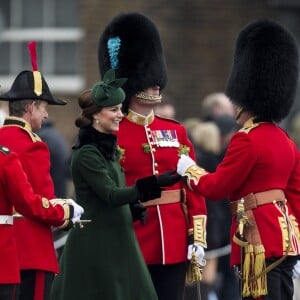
51,70,180,300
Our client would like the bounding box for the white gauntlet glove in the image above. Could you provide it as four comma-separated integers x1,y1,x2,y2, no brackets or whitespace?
177,154,196,176
66,199,84,223
187,243,206,266
293,260,300,279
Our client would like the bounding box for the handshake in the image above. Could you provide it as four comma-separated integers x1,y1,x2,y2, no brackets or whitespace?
131,170,182,224
135,154,197,203
135,170,182,202
134,154,199,204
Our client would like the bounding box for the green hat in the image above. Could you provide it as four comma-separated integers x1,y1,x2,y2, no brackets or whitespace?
91,69,127,107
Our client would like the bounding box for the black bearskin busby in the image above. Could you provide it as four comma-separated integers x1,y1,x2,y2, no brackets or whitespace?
98,12,167,113
0,70,66,105
225,19,299,122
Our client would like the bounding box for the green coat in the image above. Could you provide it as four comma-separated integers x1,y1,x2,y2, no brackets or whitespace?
51,128,158,300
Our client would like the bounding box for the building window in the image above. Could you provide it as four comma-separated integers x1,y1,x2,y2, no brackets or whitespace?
0,0,84,94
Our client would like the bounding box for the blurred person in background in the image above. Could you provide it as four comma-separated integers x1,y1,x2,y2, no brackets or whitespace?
36,120,70,199
98,12,207,300
154,95,177,119
187,121,222,300
36,119,72,259
182,117,202,145
192,94,239,300
211,114,239,300
200,92,235,121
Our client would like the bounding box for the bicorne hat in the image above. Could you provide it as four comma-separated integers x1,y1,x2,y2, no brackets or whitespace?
225,19,299,122
0,42,66,105
98,12,167,113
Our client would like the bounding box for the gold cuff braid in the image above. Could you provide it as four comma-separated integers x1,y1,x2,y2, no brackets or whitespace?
184,165,207,190
50,199,71,220
193,215,207,248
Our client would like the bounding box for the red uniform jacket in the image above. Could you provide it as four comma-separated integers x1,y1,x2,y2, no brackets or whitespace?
0,117,64,273
0,148,66,283
187,120,300,266
116,112,206,265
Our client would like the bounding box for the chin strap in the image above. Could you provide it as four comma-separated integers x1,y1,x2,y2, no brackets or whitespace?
135,91,162,101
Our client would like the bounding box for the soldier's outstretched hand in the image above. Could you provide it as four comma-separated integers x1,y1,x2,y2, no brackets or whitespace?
177,154,197,176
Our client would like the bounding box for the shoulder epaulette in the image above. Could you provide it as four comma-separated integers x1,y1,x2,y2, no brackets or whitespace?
0,146,11,155
238,117,262,134
31,132,42,142
3,117,41,142
239,123,260,133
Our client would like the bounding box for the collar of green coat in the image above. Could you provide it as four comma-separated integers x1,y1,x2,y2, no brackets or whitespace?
73,126,118,161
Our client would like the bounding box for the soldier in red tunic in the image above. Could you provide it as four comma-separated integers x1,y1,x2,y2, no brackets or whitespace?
0,42,84,300
0,146,82,300
98,13,207,300
176,19,300,300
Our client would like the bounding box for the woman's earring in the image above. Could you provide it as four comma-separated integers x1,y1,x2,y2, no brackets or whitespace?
96,119,100,124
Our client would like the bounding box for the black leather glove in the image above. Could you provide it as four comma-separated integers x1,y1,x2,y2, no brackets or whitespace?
135,175,162,202
130,203,147,224
157,170,182,187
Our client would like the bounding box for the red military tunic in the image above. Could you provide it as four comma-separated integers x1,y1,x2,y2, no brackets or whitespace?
0,117,64,273
185,119,300,266
116,111,206,265
0,147,66,283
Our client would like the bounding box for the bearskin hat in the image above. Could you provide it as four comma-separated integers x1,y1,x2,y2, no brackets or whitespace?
225,19,299,122
98,12,168,113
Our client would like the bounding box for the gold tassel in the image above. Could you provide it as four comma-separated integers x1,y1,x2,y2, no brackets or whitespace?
242,244,253,297
186,252,203,284
33,71,42,96
251,245,268,298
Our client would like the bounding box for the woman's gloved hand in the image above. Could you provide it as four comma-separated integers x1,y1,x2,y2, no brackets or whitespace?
130,203,147,224
135,171,181,203
157,170,181,187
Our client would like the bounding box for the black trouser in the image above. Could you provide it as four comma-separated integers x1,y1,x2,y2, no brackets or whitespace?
242,256,297,300
217,254,240,300
19,270,54,300
148,262,187,300
0,284,20,300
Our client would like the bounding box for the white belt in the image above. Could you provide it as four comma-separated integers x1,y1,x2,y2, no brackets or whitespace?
0,215,13,225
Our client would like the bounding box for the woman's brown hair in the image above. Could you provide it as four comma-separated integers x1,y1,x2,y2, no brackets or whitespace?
75,89,103,128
